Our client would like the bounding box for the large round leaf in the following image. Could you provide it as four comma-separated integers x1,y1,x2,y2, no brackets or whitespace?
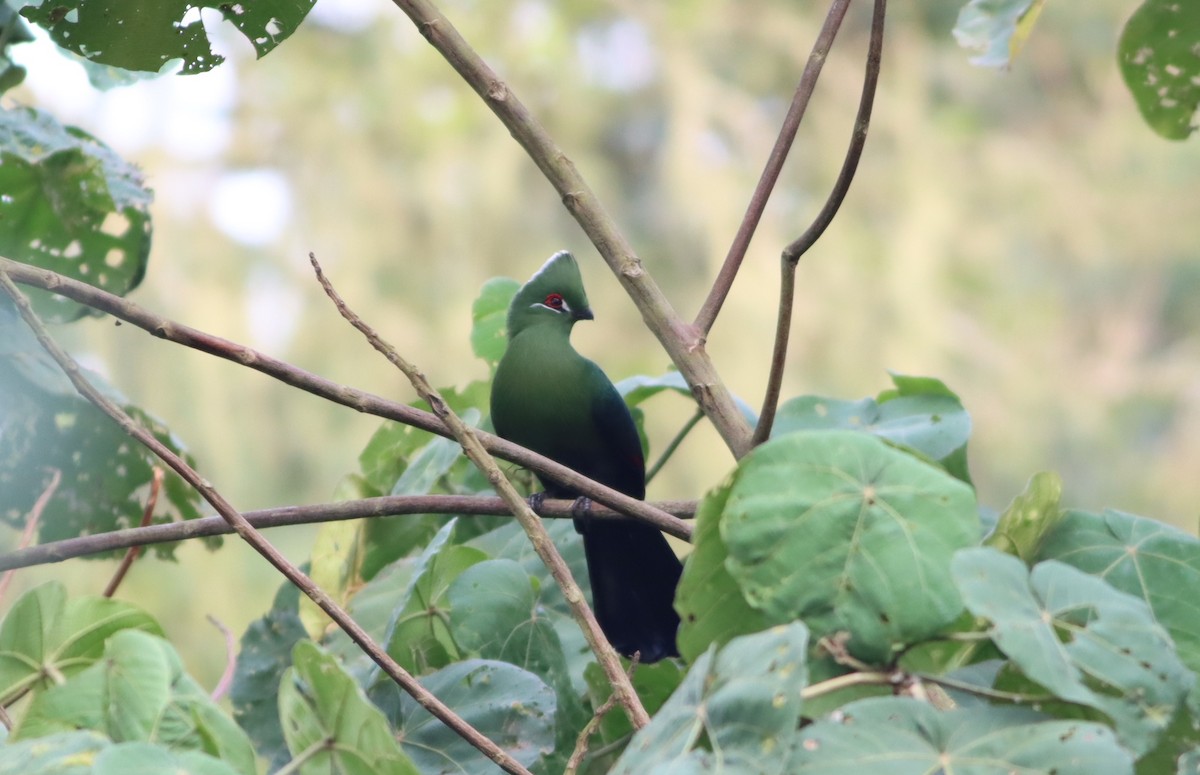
722,430,978,660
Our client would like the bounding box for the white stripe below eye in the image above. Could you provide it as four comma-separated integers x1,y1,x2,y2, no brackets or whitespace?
529,300,572,314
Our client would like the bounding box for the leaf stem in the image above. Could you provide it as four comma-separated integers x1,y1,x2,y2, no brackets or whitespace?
645,409,704,485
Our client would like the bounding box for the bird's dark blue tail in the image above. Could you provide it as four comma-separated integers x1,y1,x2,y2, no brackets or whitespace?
579,519,682,663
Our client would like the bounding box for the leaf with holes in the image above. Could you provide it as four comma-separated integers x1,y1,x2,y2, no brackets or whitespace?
721,430,978,661
1119,0,1200,140
788,696,1133,773
0,319,205,554
22,0,315,75
0,106,150,321
952,547,1192,754
1037,509,1200,678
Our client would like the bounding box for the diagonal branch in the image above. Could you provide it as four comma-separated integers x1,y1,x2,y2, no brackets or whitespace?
388,0,754,458
309,254,651,729
0,495,697,572
693,0,853,336
0,257,681,537
752,0,887,446
0,266,535,775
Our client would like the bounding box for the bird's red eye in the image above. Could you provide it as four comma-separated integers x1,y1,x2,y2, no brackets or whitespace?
544,293,565,309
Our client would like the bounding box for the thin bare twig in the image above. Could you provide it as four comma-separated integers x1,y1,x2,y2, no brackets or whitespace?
693,0,853,336
103,467,163,598
0,469,60,603
750,257,798,446
0,268,535,775
645,408,704,485
752,0,887,445
387,0,754,458
782,0,886,265
0,257,683,538
309,254,651,729
565,653,641,775
207,614,237,702
0,496,697,572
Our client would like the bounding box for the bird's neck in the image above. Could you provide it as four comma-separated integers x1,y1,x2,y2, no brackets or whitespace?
509,324,577,356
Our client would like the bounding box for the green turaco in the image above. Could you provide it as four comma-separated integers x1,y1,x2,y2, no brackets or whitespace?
490,251,682,663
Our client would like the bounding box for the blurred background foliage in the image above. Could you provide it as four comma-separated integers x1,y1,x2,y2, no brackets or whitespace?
4,0,1197,687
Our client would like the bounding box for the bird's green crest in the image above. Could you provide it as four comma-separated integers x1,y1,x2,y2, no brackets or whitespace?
506,250,593,337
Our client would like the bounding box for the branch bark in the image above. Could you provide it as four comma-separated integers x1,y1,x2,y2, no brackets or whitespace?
0,496,697,572
0,266,536,775
388,0,754,458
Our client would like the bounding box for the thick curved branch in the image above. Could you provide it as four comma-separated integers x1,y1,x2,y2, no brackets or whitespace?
0,257,682,537
310,255,650,729
753,0,887,445
0,267,535,775
693,0,853,336
388,0,754,458
0,496,698,572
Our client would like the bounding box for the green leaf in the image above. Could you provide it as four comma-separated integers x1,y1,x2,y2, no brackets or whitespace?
1036,509,1200,677
92,743,242,775
617,370,759,427
952,547,1192,754
1119,0,1200,140
675,479,773,663
230,582,306,771
0,316,205,552
375,659,555,772
788,696,1133,773
383,520,486,674
722,430,979,661
584,659,683,750
984,471,1063,563
447,559,590,769
279,641,418,775
953,0,1046,68
773,372,973,483
0,106,151,321
21,0,315,75
0,582,162,705
0,730,109,775
471,277,519,367
446,559,582,701
613,624,808,774
15,629,255,774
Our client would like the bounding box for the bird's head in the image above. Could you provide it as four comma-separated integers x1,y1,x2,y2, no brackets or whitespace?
506,250,594,337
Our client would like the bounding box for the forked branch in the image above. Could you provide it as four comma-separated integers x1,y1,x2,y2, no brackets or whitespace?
693,0,853,336
388,0,754,458
753,0,887,445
